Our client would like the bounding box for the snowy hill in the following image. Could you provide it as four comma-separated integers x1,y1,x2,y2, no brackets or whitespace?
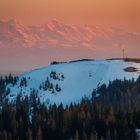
6,60,140,105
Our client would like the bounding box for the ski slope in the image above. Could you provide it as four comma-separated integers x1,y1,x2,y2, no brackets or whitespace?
6,60,140,105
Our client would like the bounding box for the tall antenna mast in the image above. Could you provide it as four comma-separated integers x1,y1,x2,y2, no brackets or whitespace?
122,48,125,59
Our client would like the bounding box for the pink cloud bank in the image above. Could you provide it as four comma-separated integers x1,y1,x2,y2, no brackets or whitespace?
0,19,140,70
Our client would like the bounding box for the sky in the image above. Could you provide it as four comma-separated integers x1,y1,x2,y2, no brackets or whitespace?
0,0,140,72
0,0,140,31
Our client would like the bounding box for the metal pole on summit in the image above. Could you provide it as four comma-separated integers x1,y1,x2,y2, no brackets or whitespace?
122,48,125,59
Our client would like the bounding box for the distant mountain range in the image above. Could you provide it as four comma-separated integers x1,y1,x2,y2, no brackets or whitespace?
0,19,140,70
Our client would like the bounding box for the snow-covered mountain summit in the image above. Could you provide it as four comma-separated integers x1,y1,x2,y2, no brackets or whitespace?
6,60,140,105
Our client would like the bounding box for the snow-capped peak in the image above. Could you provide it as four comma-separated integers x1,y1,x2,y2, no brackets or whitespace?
6,60,140,106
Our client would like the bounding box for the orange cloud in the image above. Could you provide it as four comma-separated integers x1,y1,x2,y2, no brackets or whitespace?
0,0,140,31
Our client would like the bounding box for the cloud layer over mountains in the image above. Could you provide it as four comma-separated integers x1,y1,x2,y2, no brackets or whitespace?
0,19,140,70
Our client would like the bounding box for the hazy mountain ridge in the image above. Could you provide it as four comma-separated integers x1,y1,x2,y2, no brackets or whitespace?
0,19,140,49
0,19,140,70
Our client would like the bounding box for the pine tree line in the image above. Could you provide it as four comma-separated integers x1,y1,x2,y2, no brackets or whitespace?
0,75,140,140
